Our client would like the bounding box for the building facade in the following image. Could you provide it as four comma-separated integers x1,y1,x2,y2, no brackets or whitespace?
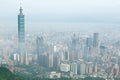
18,7,25,52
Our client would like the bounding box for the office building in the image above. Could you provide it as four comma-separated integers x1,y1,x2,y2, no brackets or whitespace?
86,62,93,74
24,51,29,65
60,63,70,72
93,33,99,48
36,36,44,55
78,61,86,75
86,37,93,47
36,36,45,64
64,50,69,61
47,44,54,68
47,53,53,68
71,62,77,75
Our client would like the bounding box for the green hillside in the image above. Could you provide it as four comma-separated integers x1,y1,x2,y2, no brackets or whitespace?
0,67,12,80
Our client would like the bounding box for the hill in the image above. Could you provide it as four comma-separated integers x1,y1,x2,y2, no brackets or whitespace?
0,67,12,79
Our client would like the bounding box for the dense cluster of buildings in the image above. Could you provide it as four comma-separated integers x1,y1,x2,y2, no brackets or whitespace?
0,5,120,79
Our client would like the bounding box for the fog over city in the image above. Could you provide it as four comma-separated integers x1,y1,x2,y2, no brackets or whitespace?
0,0,120,80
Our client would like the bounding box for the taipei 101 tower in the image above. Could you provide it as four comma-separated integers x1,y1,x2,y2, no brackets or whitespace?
17,1,28,65
18,2,25,53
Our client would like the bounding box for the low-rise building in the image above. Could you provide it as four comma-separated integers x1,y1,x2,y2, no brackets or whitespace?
46,71,61,78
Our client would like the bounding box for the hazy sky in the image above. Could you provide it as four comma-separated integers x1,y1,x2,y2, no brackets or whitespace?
0,0,120,32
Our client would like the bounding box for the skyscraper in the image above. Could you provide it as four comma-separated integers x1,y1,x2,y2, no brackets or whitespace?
79,62,86,75
86,37,93,47
36,36,44,55
71,62,77,75
93,33,99,48
64,50,69,61
47,53,53,68
84,37,93,59
46,44,54,68
18,6,25,52
36,36,46,65
93,33,100,55
18,5,28,65
71,33,80,60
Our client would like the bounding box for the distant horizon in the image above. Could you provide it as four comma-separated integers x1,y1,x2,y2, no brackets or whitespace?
0,23,120,34
0,0,120,33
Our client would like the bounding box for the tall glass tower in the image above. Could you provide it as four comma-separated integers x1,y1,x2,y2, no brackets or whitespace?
93,33,99,48
18,7,25,53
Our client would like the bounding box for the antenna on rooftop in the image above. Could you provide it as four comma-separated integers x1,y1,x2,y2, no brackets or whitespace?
19,0,23,8
19,0,23,14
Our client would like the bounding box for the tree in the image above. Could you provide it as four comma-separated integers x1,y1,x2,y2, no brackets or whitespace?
0,67,12,80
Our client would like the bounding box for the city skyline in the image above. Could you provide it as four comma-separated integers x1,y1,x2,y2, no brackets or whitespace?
0,1,120,79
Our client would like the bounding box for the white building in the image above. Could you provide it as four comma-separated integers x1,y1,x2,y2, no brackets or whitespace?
24,52,29,65
46,71,61,78
13,53,19,61
60,63,70,72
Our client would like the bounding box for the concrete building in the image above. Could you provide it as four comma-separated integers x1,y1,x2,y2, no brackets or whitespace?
93,33,99,48
112,64,119,77
36,36,45,64
86,37,93,47
24,51,29,65
47,53,53,68
47,44,54,68
64,50,69,61
71,62,77,75
53,56,61,70
79,62,86,75
93,63,98,73
86,62,93,74
46,72,61,78
60,63,70,72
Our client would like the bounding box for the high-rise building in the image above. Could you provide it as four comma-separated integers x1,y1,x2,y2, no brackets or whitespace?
72,33,77,48
39,52,48,67
53,55,60,70
78,61,86,75
47,44,54,68
86,37,93,47
36,36,44,64
93,33,99,48
36,36,44,55
47,53,53,68
24,52,29,65
64,50,69,61
84,37,93,59
93,63,98,73
71,33,79,60
71,62,77,75
112,64,119,77
18,6,25,52
18,5,29,65
86,62,93,74
93,33,100,55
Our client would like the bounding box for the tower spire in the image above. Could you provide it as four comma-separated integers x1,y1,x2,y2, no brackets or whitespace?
19,0,23,14
20,0,22,8
19,0,23,7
